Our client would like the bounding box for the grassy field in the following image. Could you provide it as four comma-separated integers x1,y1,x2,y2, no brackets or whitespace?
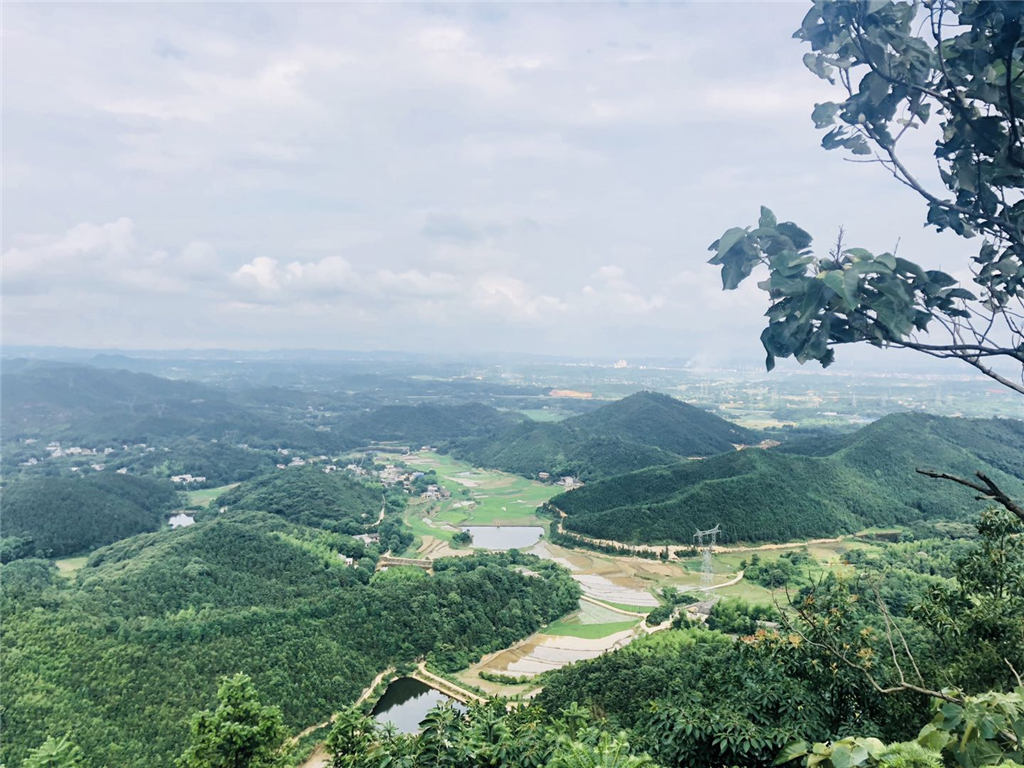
515,408,573,423
397,452,556,547
185,483,238,508
596,599,653,614
554,599,635,625
690,538,879,608
543,618,639,639
55,556,89,575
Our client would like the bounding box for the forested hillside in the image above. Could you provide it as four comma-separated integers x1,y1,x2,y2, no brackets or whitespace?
450,420,678,479
1,361,341,451
215,466,386,532
0,473,180,559
0,515,579,768
569,391,757,455
341,402,519,446
449,392,751,480
552,413,1024,543
106,437,277,486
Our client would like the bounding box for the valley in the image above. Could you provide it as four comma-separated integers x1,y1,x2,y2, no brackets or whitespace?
1,355,1021,768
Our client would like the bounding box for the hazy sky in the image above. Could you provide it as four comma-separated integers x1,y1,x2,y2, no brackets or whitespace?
2,2,971,365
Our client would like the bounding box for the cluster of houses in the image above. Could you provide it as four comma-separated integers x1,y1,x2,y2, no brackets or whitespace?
170,473,207,485
27,441,126,464
19,441,162,475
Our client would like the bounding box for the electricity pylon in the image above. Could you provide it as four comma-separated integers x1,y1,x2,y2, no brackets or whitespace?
693,524,721,588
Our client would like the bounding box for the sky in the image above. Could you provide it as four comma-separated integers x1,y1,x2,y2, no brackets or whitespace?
1,1,973,367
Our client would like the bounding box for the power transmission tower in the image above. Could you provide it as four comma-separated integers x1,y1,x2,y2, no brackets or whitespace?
693,524,721,588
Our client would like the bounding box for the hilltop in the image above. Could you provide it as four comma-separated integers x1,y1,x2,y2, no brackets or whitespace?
449,392,754,480
568,391,757,456
551,412,1024,544
215,466,385,533
1,473,180,559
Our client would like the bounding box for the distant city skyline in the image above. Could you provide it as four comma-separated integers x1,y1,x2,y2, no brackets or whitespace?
3,2,971,369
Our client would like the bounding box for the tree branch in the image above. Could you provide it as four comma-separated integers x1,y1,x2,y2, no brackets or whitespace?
915,469,1024,524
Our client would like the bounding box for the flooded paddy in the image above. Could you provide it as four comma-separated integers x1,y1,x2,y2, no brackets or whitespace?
485,627,639,677
463,525,544,550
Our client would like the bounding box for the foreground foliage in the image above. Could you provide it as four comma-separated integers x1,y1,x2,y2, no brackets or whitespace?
709,0,1024,392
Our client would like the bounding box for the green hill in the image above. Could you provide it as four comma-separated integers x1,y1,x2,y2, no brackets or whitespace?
0,516,579,768
551,413,1024,544
0,473,180,559
567,391,757,456
451,421,678,479
215,466,385,533
342,402,519,445
449,392,753,480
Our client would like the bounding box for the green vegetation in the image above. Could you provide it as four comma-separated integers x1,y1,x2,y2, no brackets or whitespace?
744,550,816,588
449,392,752,480
343,403,519,446
553,413,1024,544
215,466,385,533
400,452,555,545
0,473,180,560
704,598,779,635
569,391,756,455
177,673,287,768
450,421,677,481
543,618,639,639
186,483,239,508
0,518,579,767
710,0,1024,395
111,439,276,487
1,361,341,452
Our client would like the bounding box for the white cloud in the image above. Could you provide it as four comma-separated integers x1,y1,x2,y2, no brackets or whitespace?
580,264,665,315
2,218,222,297
3,2,970,359
470,275,566,321
231,255,358,298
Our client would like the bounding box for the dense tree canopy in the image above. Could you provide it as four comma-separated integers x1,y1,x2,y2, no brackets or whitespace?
0,517,579,768
0,473,180,559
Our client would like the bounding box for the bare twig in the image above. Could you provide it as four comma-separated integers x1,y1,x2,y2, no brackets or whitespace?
915,469,1024,524
1007,659,1024,689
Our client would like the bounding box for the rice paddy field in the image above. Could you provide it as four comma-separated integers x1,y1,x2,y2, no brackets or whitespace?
391,451,556,549
388,452,896,697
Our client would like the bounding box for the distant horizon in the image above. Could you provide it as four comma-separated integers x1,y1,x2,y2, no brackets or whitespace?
3,2,978,365
2,342,1013,382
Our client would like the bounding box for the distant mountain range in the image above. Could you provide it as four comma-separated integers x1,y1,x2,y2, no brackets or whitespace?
342,403,520,447
1,360,339,451
551,412,1024,544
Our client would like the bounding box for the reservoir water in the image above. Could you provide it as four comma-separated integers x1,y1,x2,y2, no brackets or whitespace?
371,677,455,733
462,525,544,550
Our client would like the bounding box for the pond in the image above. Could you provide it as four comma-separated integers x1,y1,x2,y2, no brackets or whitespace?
371,677,456,733
462,525,544,550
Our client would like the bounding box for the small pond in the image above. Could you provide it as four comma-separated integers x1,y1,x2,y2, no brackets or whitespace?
371,677,456,733
462,525,544,550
